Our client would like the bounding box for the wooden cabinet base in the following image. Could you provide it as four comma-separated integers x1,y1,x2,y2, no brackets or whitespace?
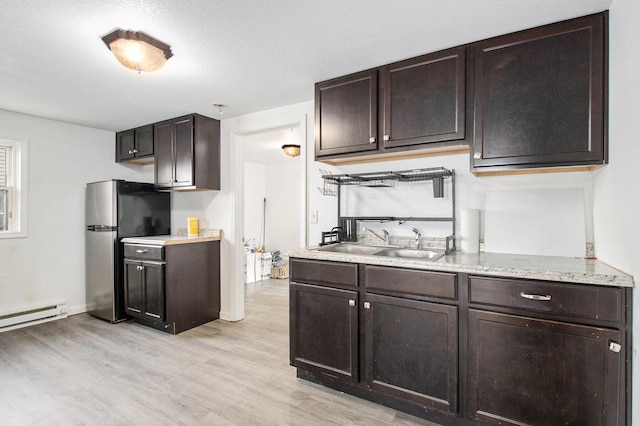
125,240,221,334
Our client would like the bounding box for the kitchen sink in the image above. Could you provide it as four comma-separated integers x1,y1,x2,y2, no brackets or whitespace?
374,248,444,261
317,243,385,255
316,243,444,261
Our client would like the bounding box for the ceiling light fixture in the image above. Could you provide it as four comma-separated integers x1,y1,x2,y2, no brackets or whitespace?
282,144,301,157
213,104,225,115
102,29,173,73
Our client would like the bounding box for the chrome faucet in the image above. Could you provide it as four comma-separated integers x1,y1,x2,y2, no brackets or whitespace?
366,228,390,245
412,227,422,249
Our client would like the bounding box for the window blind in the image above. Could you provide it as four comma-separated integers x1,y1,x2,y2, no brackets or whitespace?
0,146,6,186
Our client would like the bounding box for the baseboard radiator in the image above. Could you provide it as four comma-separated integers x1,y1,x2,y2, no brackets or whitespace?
0,302,68,333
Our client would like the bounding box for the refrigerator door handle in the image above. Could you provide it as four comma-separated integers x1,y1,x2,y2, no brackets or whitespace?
87,225,118,232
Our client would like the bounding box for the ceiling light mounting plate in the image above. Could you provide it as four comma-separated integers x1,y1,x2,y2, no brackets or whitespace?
213,104,226,114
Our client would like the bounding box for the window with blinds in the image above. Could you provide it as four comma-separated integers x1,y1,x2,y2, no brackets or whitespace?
0,138,25,237
0,145,8,231
0,146,6,185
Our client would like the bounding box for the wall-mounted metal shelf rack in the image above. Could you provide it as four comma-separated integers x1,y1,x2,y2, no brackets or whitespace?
321,167,457,253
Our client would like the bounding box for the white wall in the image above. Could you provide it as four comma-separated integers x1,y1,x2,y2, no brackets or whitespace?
0,109,152,316
265,160,302,253
242,160,301,253
594,1,640,417
335,155,595,246
244,161,267,250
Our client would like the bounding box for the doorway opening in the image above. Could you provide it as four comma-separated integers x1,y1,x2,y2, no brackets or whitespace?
242,126,303,283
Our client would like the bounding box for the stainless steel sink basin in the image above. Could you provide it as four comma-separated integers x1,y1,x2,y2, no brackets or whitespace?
317,243,385,255
374,248,444,261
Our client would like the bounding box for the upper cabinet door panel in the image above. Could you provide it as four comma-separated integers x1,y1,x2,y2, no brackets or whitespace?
173,116,195,187
116,130,135,162
154,121,174,188
315,70,378,157
382,47,466,148
135,125,154,158
472,13,605,170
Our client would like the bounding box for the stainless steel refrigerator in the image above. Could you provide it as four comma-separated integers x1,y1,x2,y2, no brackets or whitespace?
85,180,170,322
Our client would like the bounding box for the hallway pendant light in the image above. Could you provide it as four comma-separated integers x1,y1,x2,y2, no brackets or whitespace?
282,144,301,157
102,29,173,73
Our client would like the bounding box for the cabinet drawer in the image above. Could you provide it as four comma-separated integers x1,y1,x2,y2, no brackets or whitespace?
365,265,457,300
290,258,358,288
469,276,622,322
124,244,164,261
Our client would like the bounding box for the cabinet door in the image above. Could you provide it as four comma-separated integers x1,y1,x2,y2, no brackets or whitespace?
142,261,165,321
154,121,174,188
315,70,378,157
124,260,143,315
468,309,622,425
381,47,466,148
116,130,135,162
290,283,359,382
135,125,154,158
364,294,458,413
173,116,195,187
472,14,605,170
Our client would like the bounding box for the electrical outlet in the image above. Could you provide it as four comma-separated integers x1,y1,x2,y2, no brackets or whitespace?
310,210,318,224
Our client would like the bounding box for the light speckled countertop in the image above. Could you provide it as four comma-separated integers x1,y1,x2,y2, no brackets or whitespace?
121,229,223,246
289,246,634,288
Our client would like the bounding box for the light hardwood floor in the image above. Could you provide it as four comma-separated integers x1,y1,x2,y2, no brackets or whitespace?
0,279,437,425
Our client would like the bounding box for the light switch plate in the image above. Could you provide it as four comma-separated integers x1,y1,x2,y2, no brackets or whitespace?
310,210,318,224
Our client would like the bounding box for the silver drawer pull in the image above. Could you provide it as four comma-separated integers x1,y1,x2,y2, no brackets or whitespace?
136,249,148,254
520,292,551,301
609,342,622,353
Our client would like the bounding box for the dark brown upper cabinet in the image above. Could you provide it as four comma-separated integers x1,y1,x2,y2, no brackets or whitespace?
115,125,154,164
315,70,378,157
471,13,606,172
154,114,220,191
380,47,466,149
315,48,468,163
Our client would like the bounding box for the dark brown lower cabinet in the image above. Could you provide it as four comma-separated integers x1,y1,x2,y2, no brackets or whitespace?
289,283,359,382
124,259,165,322
124,241,220,334
290,258,630,425
468,309,622,426
364,293,458,412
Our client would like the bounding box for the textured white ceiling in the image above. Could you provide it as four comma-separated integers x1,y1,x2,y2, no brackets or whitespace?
0,0,612,132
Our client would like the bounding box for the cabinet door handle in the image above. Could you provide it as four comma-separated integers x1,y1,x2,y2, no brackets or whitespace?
363,301,371,309
383,134,390,141
369,137,376,144
132,149,138,153
136,265,144,271
520,292,551,301
128,150,134,154
609,341,622,353
136,249,148,254
348,299,356,307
